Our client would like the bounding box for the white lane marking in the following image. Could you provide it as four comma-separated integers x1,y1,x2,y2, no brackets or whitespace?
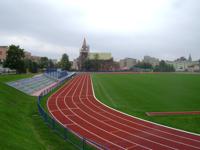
72,75,150,150
47,76,115,149
51,75,127,150
90,74,200,142
80,75,200,149
126,145,141,150
77,75,181,149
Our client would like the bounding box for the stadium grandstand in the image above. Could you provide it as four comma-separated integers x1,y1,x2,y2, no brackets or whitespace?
7,69,75,96
44,68,69,80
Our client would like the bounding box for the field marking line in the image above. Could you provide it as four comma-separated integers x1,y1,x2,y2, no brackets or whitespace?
64,123,76,126
47,76,86,139
68,74,139,149
76,75,200,149
49,76,112,149
73,75,150,150
63,75,128,149
126,145,141,150
64,108,80,110
90,74,200,141
86,75,200,149
84,75,179,149
47,75,79,109
47,74,200,150
49,108,80,113
48,75,115,149
54,75,126,150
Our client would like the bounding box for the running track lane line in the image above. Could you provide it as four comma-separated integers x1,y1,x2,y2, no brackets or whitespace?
85,75,200,149
47,75,120,149
48,74,200,149
48,75,162,147
89,74,200,149
74,75,180,149
79,75,200,149
48,75,129,149
70,75,150,149
47,73,200,150
61,75,147,149
60,74,126,149
88,74,200,141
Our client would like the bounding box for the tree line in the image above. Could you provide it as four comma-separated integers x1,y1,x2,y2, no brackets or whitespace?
3,45,71,74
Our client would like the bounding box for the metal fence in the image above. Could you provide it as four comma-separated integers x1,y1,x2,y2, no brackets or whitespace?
37,73,108,150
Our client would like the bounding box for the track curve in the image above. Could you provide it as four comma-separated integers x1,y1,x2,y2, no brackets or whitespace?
47,73,200,150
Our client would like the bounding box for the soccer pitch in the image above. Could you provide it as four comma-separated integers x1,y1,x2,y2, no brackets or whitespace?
92,73,200,134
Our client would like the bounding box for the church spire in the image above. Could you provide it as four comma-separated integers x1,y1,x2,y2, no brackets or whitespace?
80,37,89,53
82,37,87,48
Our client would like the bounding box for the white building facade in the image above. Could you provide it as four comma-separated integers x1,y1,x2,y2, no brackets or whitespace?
143,56,159,66
119,58,137,70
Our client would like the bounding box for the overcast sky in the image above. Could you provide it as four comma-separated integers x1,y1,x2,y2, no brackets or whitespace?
0,0,200,61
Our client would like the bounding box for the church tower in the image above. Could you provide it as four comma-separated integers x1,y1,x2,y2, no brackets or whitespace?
78,38,90,70
80,38,89,55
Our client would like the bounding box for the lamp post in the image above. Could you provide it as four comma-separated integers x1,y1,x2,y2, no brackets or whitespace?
199,59,200,72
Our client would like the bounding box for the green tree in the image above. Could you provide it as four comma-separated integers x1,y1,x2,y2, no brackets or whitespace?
38,57,48,69
93,54,100,71
59,53,71,70
0,60,3,65
135,62,152,69
83,59,94,71
30,61,38,73
154,60,175,72
48,59,55,68
3,45,26,73
24,59,38,73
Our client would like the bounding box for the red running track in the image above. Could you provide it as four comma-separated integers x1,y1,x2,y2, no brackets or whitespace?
47,74,200,150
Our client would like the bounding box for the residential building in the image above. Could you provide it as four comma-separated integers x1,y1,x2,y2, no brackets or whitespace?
0,46,8,62
166,55,198,72
31,56,41,62
187,64,200,72
72,58,79,70
143,56,159,66
24,51,32,59
166,60,192,71
119,58,137,70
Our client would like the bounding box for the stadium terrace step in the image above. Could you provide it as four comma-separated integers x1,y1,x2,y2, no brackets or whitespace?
7,74,57,96
7,72,75,96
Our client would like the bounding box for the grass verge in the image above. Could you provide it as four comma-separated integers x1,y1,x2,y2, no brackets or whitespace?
0,74,76,150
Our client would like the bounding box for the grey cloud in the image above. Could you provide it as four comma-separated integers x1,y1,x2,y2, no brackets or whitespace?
0,0,200,61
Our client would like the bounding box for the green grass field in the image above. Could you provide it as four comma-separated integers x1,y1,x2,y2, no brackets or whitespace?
92,73,200,134
0,74,76,150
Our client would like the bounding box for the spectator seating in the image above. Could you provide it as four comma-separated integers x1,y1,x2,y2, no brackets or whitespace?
7,74,57,95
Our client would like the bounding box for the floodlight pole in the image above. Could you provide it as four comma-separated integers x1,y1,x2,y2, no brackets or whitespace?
199,60,200,72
